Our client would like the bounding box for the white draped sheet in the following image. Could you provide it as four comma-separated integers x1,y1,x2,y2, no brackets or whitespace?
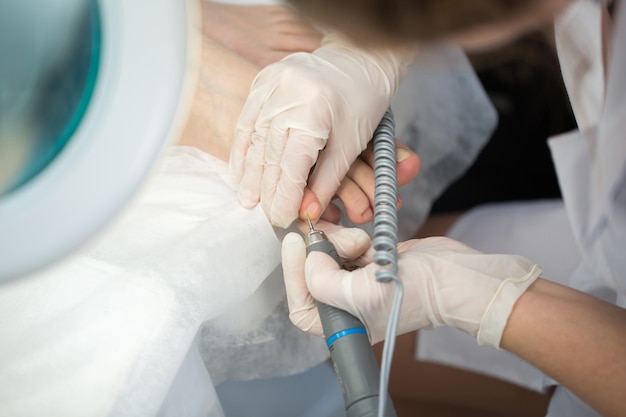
0,146,328,417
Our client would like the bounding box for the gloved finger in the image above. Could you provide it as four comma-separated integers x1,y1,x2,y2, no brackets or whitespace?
304,251,355,311
307,145,353,214
259,124,292,226
298,221,372,262
400,235,482,256
281,232,323,336
304,254,382,342
229,134,250,183
264,123,288,165
238,130,268,208
358,140,375,167
325,227,372,264
295,219,374,269
229,83,265,181
299,187,323,221
298,188,350,225
264,162,305,228
268,128,327,228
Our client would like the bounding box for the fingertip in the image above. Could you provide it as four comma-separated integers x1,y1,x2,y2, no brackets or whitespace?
273,214,297,230
238,189,259,208
269,187,302,229
238,147,265,208
298,188,323,222
303,201,322,221
281,232,307,278
282,232,305,250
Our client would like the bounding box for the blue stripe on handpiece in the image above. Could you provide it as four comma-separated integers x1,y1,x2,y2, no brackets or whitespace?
326,327,368,347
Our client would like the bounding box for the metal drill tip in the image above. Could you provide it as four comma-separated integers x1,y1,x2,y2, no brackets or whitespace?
305,214,315,232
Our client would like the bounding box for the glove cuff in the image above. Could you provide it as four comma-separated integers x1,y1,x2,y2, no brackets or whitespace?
476,263,543,348
318,32,417,97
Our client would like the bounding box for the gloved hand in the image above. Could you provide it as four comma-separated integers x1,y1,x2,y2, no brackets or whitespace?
281,225,542,347
230,33,416,228
299,139,421,225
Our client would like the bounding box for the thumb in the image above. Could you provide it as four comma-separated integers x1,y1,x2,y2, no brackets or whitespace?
304,251,351,310
282,232,323,336
281,232,309,309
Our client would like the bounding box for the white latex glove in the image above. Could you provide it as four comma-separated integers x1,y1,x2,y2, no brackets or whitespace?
230,33,415,228
281,227,542,347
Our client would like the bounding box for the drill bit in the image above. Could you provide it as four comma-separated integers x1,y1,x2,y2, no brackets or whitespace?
305,214,315,233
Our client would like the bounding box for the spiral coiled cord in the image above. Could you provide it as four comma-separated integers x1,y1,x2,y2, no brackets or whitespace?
372,108,403,417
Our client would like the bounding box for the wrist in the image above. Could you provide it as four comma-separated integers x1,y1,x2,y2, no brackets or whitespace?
317,32,417,96
476,263,543,347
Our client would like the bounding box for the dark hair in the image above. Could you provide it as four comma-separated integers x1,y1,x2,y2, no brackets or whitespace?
287,0,534,45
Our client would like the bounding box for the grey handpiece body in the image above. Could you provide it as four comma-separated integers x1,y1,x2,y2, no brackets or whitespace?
305,234,397,417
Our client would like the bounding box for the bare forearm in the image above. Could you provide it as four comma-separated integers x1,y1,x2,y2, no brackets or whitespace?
177,17,260,160
502,278,626,417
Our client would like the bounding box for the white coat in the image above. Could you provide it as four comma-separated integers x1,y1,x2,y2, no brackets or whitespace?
546,0,626,415
416,2,626,416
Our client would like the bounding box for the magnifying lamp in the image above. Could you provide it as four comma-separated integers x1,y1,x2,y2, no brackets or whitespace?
0,0,199,282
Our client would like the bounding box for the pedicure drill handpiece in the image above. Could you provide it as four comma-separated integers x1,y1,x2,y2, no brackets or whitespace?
304,216,396,417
